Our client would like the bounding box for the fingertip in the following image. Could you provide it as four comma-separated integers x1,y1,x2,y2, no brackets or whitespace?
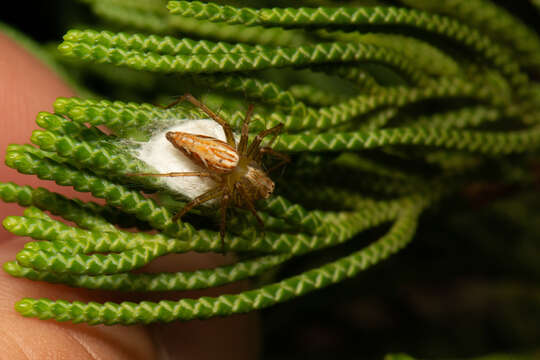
0,33,98,241
0,238,157,360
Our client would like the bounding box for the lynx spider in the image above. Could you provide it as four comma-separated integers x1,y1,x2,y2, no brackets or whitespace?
131,94,289,244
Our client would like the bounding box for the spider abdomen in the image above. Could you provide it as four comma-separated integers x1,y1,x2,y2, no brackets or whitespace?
166,131,239,173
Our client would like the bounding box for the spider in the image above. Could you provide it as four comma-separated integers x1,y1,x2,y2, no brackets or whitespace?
130,94,289,245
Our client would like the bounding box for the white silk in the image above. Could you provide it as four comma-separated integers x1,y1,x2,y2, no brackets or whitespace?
133,119,233,200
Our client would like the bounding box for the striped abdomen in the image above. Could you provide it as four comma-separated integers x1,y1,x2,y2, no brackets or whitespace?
166,131,239,173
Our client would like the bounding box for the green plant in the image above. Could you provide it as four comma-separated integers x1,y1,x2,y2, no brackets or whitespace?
2,1,540,359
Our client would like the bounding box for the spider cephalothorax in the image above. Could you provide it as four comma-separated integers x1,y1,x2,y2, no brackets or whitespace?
131,94,289,243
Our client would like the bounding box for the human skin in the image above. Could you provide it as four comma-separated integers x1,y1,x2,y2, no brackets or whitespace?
0,33,260,360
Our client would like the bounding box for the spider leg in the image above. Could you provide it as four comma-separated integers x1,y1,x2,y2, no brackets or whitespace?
258,147,291,173
159,97,184,110
178,93,236,148
237,104,254,155
126,171,213,178
246,123,284,159
219,191,232,250
239,187,264,227
173,187,223,221
259,126,281,151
